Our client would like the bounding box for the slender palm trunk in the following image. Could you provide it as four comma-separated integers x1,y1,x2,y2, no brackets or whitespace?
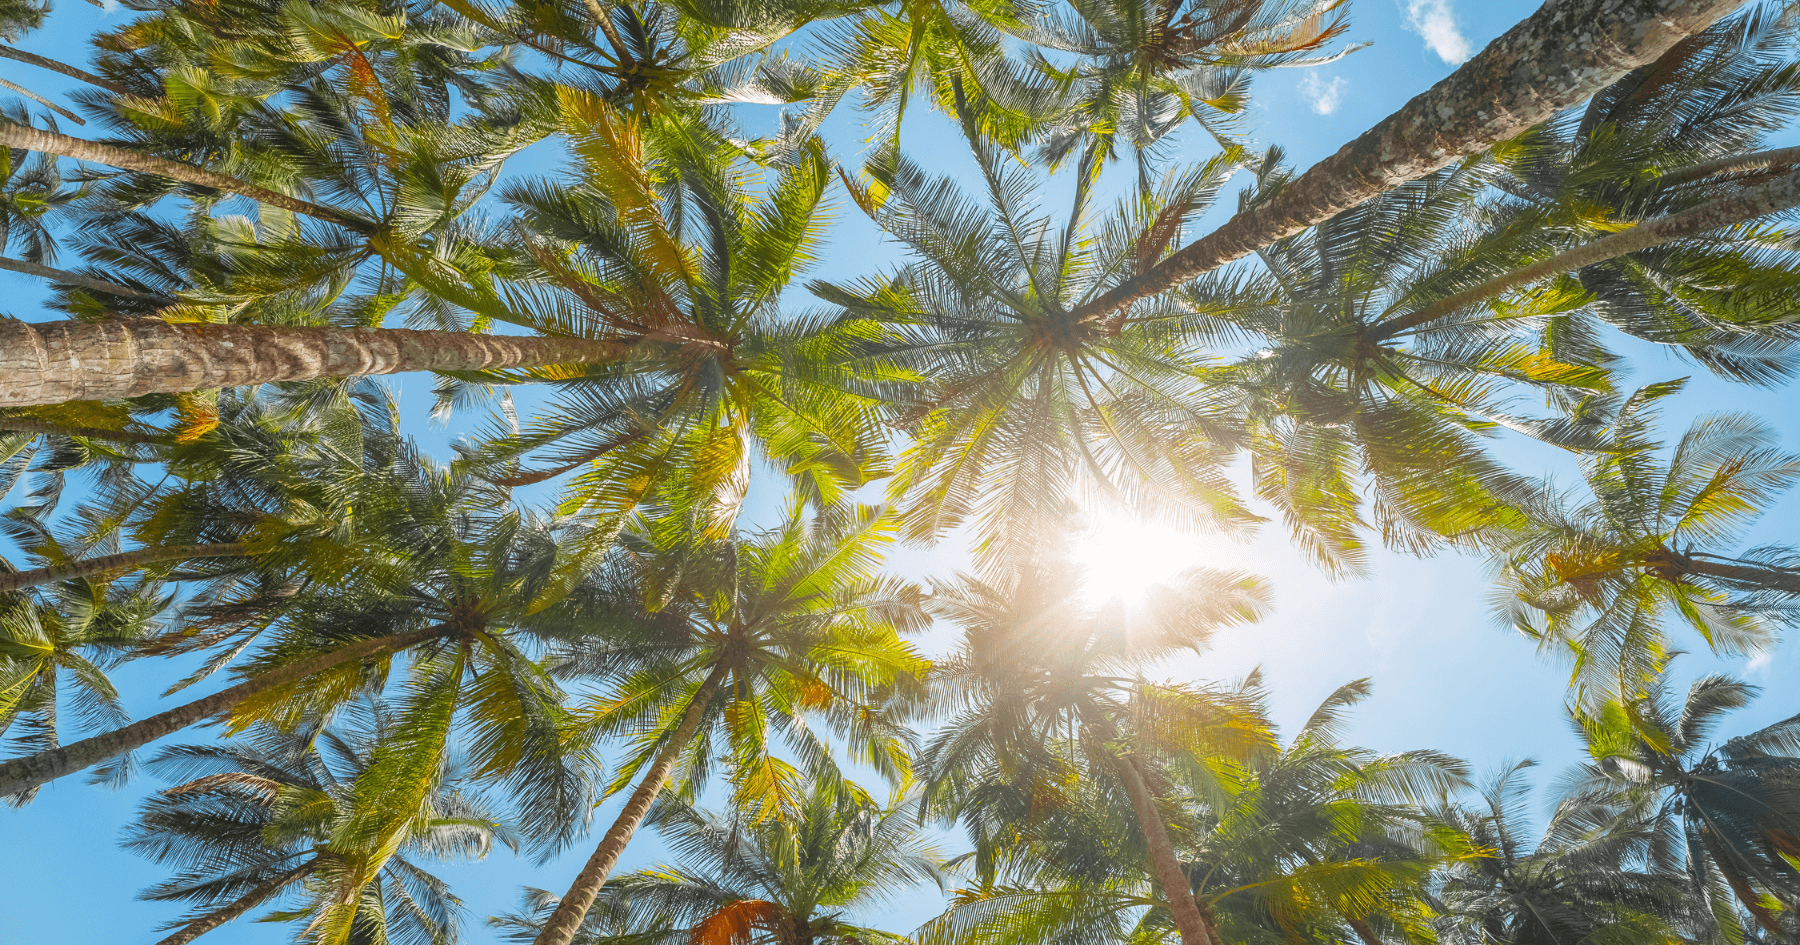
0,77,83,125
533,663,730,945
1085,711,1217,945
0,255,155,298
154,862,316,945
0,416,159,444
0,627,439,797
1074,0,1751,327
1645,548,1800,594
0,45,132,95
1371,167,1800,338
1662,145,1800,185
0,123,369,231
0,542,250,594
1345,916,1383,945
0,319,629,407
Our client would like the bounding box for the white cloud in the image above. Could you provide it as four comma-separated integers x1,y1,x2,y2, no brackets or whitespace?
1402,0,1473,65
1300,74,1346,115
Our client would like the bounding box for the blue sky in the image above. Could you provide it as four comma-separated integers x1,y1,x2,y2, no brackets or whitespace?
6,0,1800,941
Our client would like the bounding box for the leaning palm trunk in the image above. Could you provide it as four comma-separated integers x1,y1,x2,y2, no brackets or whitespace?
1373,167,1800,338
0,255,154,297
0,416,159,444
1075,0,1752,326
0,123,368,230
0,44,132,95
533,663,729,945
1086,712,1218,945
0,627,440,797
0,543,250,594
0,319,629,408
1644,549,1800,594
154,862,317,945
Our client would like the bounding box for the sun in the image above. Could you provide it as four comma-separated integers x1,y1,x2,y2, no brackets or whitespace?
1068,514,1212,604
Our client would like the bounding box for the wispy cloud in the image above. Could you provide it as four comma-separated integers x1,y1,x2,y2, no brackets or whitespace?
1301,74,1346,115
1402,0,1472,65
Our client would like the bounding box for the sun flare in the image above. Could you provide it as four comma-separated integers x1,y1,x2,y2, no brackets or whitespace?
1068,515,1212,604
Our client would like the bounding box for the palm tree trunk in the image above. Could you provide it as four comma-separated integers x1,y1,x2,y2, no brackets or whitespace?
0,416,159,444
1645,549,1800,594
1345,915,1383,945
0,627,440,797
0,542,250,594
0,255,155,298
0,123,370,231
0,77,83,125
1661,145,1800,186
534,662,730,945
0,45,132,96
1073,0,1752,327
154,862,316,945
1083,711,1217,945
1371,167,1800,339
0,318,629,408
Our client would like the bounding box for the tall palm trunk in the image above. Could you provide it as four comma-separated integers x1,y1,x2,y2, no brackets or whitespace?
0,627,439,797
0,123,369,231
0,77,84,125
1073,0,1751,327
1662,145,1800,185
0,540,250,594
0,543,251,594
1373,168,1800,338
0,416,159,444
154,862,317,945
0,45,132,96
0,319,628,408
1645,548,1800,594
534,662,730,945
0,255,155,298
1085,710,1218,945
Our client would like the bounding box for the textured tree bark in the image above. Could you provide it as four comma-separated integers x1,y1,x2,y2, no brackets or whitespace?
1372,167,1800,338
1085,711,1218,945
0,627,439,797
153,862,317,945
0,542,250,594
0,123,371,231
0,255,154,298
0,44,132,95
533,663,730,945
0,319,629,407
1074,0,1753,326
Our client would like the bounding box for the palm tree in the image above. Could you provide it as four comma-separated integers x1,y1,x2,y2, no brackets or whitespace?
0,572,167,801
1496,382,1800,703
1473,5,1800,385
499,778,941,945
125,709,518,945
817,117,1257,559
1070,0,1752,325
1176,680,1467,945
1568,671,1800,937
1434,760,1701,945
1004,0,1362,179
456,109,892,531
0,430,592,821
916,550,1270,945
1184,156,1607,572
529,506,930,945
922,677,1465,945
